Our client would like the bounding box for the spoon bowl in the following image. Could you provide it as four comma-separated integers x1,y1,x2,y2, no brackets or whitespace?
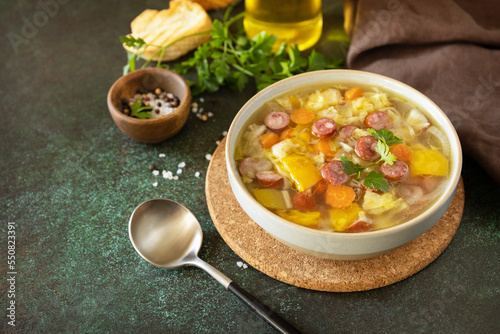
129,199,202,268
128,198,300,334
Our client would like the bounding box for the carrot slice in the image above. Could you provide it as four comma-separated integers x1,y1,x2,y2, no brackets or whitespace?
279,127,294,141
325,185,356,208
259,133,280,149
344,87,364,101
313,139,334,157
291,109,315,124
391,143,413,161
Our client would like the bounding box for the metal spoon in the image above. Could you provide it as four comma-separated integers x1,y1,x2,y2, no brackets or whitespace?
128,198,300,334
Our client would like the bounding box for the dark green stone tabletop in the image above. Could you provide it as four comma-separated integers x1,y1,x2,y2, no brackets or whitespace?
1,1,499,333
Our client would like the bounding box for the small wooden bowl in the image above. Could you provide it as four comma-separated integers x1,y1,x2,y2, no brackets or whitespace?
107,68,191,143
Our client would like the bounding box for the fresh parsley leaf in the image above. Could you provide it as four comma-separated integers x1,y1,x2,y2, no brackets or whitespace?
120,35,146,49
130,100,152,119
341,156,364,178
367,128,402,165
363,172,390,192
374,139,398,165
368,128,403,145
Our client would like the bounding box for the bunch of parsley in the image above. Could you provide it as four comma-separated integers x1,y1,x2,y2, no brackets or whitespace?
120,9,344,96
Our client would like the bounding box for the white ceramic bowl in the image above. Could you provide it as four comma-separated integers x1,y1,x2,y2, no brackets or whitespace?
225,70,462,260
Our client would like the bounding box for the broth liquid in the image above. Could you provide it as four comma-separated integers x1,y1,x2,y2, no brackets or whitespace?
244,0,323,51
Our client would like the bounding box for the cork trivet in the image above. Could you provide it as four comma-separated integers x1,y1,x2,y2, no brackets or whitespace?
206,138,464,292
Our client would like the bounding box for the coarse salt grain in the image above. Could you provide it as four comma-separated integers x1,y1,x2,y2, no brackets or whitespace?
195,172,200,177
236,261,248,269
176,169,182,174
205,154,212,161
199,97,205,102
162,171,174,179
152,170,159,176
152,182,158,187
178,162,186,168
159,153,166,158
222,131,228,136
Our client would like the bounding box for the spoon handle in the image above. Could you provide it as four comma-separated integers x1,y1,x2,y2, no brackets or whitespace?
228,282,302,334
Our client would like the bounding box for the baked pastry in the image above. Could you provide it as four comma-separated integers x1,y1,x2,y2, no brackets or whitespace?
181,0,238,11
123,0,212,61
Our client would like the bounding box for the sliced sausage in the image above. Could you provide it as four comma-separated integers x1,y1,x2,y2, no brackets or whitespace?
345,219,372,233
264,112,290,132
398,184,424,205
256,171,283,188
419,176,440,193
312,118,338,139
321,160,350,186
310,179,328,195
355,136,380,161
337,125,358,142
364,111,393,130
239,157,272,179
402,176,440,193
380,160,409,181
292,191,317,211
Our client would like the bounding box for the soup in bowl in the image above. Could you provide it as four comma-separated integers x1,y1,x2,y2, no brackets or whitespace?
226,70,462,260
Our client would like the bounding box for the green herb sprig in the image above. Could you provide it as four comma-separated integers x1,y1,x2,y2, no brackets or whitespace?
340,128,403,192
367,128,402,165
129,100,152,119
120,7,344,96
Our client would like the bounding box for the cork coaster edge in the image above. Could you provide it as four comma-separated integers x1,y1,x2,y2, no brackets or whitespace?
206,139,464,292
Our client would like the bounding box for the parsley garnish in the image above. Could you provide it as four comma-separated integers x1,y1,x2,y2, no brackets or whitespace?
367,128,402,165
120,7,344,95
129,100,152,119
340,129,403,192
363,171,390,193
340,156,364,178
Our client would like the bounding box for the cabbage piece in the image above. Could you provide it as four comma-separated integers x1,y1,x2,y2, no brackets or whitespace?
404,108,430,132
241,123,267,159
426,126,451,157
316,106,339,119
350,92,391,115
362,190,408,216
304,89,342,111
270,138,301,160
274,96,293,110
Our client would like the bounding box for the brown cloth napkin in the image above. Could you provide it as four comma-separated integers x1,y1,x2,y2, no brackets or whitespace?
344,0,500,184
